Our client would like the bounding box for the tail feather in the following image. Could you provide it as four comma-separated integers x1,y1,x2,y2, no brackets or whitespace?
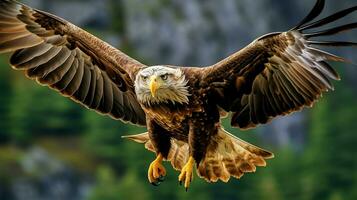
196,128,273,183
123,130,273,183
225,130,274,159
121,132,155,152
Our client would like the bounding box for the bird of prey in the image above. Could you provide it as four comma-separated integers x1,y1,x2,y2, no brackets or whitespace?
0,0,356,190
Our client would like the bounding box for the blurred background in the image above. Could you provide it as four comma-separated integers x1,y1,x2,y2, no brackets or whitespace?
0,0,356,199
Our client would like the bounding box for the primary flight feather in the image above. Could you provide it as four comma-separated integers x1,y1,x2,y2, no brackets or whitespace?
0,0,356,190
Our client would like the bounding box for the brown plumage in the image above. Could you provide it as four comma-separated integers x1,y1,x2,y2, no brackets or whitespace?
1,0,356,190
0,0,146,125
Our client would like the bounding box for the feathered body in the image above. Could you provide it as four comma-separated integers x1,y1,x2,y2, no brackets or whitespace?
139,67,215,161
0,0,356,190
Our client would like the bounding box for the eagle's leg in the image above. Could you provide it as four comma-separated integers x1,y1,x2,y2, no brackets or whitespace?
178,119,214,191
178,156,195,191
147,119,172,186
148,153,166,186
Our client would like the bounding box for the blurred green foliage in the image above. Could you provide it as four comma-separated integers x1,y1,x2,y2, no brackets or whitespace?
1,0,357,194
0,53,356,200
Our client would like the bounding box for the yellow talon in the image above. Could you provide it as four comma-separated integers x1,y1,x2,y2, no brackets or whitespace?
178,156,195,191
148,153,166,186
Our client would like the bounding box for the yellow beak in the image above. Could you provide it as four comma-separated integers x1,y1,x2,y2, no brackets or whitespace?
149,76,160,97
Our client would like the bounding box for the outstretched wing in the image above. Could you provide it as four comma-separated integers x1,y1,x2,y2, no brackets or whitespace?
0,0,146,125
202,0,357,129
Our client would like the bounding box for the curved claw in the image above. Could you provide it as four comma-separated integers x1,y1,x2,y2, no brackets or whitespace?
151,175,165,186
148,154,166,186
178,156,195,191
151,181,161,186
158,175,165,182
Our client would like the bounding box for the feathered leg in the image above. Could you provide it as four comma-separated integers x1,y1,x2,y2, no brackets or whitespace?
146,119,172,186
178,119,213,191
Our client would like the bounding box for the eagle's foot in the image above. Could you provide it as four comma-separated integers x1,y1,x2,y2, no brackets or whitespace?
178,156,195,191
148,153,166,186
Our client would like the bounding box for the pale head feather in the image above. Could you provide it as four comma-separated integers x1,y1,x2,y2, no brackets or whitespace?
135,66,190,106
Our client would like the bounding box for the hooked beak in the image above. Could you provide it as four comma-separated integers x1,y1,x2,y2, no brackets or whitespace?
149,76,160,97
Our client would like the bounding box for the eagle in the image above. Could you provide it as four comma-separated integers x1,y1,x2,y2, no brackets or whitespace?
0,0,356,190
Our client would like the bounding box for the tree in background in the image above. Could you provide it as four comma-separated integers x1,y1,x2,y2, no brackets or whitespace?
304,80,357,200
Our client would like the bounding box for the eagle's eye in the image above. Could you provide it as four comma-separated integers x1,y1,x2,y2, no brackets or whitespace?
141,75,148,81
160,74,168,80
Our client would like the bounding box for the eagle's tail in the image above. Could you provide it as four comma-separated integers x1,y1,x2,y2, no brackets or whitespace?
196,128,274,182
123,130,273,183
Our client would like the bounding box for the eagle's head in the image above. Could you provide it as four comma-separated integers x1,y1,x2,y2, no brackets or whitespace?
135,66,190,105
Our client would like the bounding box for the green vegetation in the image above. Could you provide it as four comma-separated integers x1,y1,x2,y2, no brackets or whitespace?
0,53,356,200
0,0,356,198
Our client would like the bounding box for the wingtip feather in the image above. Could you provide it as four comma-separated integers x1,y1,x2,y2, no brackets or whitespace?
291,0,325,31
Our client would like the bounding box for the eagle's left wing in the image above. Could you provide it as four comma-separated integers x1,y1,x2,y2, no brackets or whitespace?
0,0,147,125
201,0,357,129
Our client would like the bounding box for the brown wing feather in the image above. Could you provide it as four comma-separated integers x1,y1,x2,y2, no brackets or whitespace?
0,0,146,125
201,0,356,130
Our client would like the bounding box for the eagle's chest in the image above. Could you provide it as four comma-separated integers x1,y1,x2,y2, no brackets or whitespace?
141,89,209,139
143,105,192,133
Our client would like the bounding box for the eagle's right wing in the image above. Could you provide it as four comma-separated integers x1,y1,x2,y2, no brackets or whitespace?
201,0,357,129
0,0,147,125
